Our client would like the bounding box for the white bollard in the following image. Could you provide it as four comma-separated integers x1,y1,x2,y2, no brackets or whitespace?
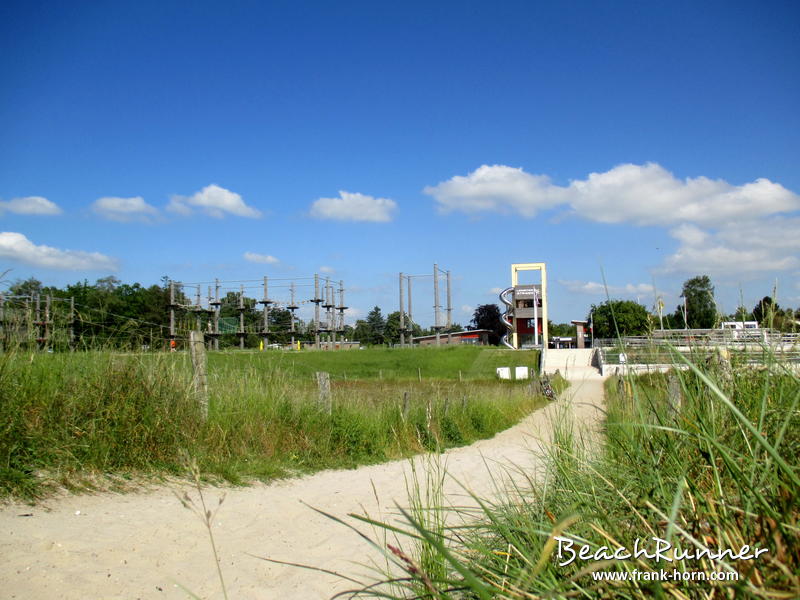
496,367,511,380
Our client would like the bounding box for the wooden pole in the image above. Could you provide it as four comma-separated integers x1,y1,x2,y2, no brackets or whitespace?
316,371,331,414
189,331,209,419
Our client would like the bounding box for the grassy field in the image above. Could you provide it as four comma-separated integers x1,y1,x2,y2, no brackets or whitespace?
0,345,548,500
360,356,800,598
209,345,540,381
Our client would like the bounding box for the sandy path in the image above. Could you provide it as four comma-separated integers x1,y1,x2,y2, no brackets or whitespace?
0,371,605,599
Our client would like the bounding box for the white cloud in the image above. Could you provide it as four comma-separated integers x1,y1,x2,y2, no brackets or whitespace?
660,217,800,276
425,163,800,227
319,265,335,273
425,165,567,218
168,184,261,218
568,163,799,226
461,304,473,314
92,196,159,223
0,232,118,271
670,223,709,246
0,196,62,216
560,279,655,297
244,252,279,264
310,191,397,222
488,286,504,295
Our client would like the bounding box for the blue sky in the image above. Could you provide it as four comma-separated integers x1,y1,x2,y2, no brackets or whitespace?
1,0,799,326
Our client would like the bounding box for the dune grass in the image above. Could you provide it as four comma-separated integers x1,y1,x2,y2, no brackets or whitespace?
0,346,549,500
355,353,800,598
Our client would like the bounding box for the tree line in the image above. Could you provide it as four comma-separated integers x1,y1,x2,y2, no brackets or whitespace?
469,275,799,344
587,275,799,338
2,274,796,349
1,276,465,349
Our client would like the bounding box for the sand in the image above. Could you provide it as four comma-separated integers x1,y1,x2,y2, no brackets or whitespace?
0,369,605,599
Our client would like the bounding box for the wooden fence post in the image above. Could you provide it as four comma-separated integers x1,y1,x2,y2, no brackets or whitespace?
667,373,683,421
316,371,332,414
402,391,410,421
189,331,209,420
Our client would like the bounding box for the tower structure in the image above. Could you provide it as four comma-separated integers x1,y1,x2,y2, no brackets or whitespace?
499,262,548,350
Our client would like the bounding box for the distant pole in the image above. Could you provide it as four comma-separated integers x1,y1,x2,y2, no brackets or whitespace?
399,272,405,347
239,284,245,350
195,285,201,331
206,286,213,348
44,295,51,350
289,281,297,346
264,276,270,348
35,294,41,350
433,263,441,346
446,269,452,329
327,278,335,348
169,281,176,342
338,280,346,338
314,274,321,349
407,276,413,344
213,279,220,351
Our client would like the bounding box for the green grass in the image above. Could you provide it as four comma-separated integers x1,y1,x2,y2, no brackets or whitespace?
209,345,539,381
0,346,549,500
355,353,800,598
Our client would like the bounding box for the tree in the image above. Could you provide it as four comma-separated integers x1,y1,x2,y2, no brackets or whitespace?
352,320,371,344
676,275,716,329
729,305,754,323
548,321,575,337
752,296,777,326
444,322,464,333
588,300,651,339
470,304,504,345
384,311,421,345
364,306,386,345
9,277,43,296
